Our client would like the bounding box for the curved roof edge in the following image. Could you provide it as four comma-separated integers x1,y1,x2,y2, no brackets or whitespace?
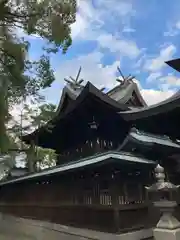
130,129,180,148
119,89,180,121
117,128,180,151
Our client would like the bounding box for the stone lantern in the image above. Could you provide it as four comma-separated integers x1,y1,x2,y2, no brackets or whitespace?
146,164,180,240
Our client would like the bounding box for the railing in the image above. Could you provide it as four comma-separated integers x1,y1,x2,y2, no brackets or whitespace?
0,179,149,231
0,183,147,208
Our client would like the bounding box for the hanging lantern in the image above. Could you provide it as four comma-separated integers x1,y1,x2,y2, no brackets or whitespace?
88,116,98,130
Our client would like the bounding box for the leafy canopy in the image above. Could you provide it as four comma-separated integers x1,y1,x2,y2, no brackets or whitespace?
0,0,77,152
3,102,58,175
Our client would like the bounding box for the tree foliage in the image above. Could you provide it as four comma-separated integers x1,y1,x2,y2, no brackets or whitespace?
8,103,57,172
29,103,57,128
0,0,77,152
0,0,76,53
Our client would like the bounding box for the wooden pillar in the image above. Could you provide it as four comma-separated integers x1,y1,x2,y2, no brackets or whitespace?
92,174,100,205
72,176,78,205
111,174,120,232
138,183,142,203
123,182,128,204
76,176,83,205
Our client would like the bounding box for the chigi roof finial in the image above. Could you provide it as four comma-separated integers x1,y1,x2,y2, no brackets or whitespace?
116,66,135,85
64,66,84,90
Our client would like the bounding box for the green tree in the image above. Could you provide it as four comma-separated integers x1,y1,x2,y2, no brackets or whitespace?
0,0,77,152
23,103,57,172
7,103,57,173
30,103,57,128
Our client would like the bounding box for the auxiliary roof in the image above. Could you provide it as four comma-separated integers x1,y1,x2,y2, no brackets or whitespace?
118,91,180,139
119,90,180,121
0,151,156,186
119,128,180,150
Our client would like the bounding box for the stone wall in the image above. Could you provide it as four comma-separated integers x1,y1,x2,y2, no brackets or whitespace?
0,213,153,240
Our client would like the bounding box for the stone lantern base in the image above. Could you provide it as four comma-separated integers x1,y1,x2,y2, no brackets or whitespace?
154,201,180,230
154,228,180,240
153,201,180,240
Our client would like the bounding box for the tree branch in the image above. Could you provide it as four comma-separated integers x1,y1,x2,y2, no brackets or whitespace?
0,57,23,93
0,47,18,63
5,10,45,20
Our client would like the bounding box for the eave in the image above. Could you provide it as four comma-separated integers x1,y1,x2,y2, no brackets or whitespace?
119,90,180,121
0,151,156,186
118,92,180,140
130,131,180,148
119,128,180,150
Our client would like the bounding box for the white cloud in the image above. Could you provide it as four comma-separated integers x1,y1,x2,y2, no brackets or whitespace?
43,52,176,107
14,26,42,41
73,0,136,35
71,0,141,59
9,99,40,130
164,20,180,37
176,21,180,29
159,75,180,87
133,54,147,70
95,0,135,17
12,0,178,109
141,89,174,105
71,12,89,39
146,72,162,83
122,27,136,33
55,51,120,90
97,34,140,58
133,78,175,105
164,27,178,37
71,0,99,39
143,45,179,90
145,71,180,92
144,44,176,72
42,51,120,104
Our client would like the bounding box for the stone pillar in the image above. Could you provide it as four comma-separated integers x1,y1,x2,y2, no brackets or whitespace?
145,164,180,240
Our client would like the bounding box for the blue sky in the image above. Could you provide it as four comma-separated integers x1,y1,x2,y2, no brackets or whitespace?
27,0,180,106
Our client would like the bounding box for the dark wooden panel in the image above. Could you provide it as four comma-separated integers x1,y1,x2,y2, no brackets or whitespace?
0,166,154,233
